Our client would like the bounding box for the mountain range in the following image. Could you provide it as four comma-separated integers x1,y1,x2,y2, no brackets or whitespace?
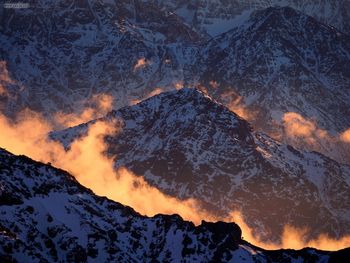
194,5,350,164
1,1,349,164
154,0,350,37
52,88,350,243
1,1,350,260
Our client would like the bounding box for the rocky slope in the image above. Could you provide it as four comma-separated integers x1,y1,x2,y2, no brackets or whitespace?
1,2,349,164
194,6,350,164
0,0,201,115
52,88,350,243
2,148,345,262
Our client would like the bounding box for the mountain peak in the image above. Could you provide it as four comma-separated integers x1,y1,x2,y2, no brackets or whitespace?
263,5,300,16
256,5,310,21
135,87,243,119
115,88,253,143
140,87,216,105
52,85,350,242
171,87,209,99
249,5,341,35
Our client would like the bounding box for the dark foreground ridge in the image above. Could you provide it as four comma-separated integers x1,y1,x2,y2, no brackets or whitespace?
1,148,349,262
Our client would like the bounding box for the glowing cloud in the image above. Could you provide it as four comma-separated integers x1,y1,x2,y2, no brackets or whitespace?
340,128,350,143
220,90,256,121
174,82,183,90
54,93,114,128
0,109,54,161
282,112,317,140
282,112,350,163
53,120,211,223
227,211,350,251
130,88,164,105
0,108,349,250
0,61,16,96
146,87,163,98
0,109,212,224
134,58,150,70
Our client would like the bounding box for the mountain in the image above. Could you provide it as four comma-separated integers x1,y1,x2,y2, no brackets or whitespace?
52,88,350,243
194,6,350,164
151,0,350,36
0,0,201,115
2,148,347,262
1,2,349,164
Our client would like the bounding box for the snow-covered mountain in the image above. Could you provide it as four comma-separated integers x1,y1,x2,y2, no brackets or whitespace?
2,147,345,262
1,2,349,164
1,1,350,259
52,88,350,243
194,6,350,164
151,0,350,36
0,0,201,115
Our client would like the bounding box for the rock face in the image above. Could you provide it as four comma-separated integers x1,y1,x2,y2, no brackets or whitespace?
52,88,350,242
1,2,349,164
1,147,342,262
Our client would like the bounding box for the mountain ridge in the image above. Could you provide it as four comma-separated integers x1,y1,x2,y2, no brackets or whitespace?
194,5,350,163
151,0,350,36
3,147,348,262
1,2,349,164
52,88,350,242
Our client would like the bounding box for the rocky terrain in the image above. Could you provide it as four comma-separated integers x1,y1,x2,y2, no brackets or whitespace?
2,147,347,262
1,1,350,260
0,0,201,115
1,1,349,163
195,6,350,163
52,88,350,242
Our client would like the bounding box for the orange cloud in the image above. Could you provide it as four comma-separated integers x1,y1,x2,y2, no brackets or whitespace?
0,108,349,250
282,112,350,164
0,61,16,96
340,128,350,143
227,211,350,251
54,93,114,128
134,58,150,70
0,109,54,161
174,81,183,90
282,112,317,142
282,112,348,143
130,87,164,105
146,87,163,98
0,84,6,96
0,109,213,224
220,90,256,121
53,120,211,223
